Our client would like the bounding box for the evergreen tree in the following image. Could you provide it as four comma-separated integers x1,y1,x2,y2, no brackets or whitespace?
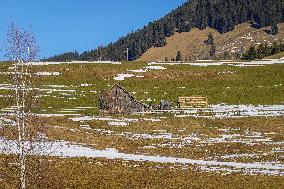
243,46,257,60
271,42,280,54
223,51,230,59
207,33,214,45
242,41,284,60
176,51,182,61
239,46,245,58
271,23,279,35
209,45,216,58
45,0,284,61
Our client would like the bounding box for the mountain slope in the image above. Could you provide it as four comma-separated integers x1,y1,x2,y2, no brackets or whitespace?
46,0,284,61
266,51,284,59
138,23,284,61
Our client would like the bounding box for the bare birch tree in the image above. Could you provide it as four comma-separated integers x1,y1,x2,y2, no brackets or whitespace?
5,22,39,189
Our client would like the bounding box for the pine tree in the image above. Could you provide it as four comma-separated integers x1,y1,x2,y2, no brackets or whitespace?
176,51,182,61
209,45,216,58
242,46,257,60
271,23,279,35
207,33,214,45
242,41,284,60
45,0,284,61
223,51,230,59
239,46,245,58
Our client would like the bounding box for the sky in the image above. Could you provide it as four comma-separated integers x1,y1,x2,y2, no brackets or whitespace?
0,0,186,60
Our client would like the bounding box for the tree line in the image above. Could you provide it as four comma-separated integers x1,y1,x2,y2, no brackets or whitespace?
242,41,284,60
45,0,284,62
44,51,79,62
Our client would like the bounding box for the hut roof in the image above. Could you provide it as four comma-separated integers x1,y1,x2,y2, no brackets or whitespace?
112,84,135,99
111,84,149,108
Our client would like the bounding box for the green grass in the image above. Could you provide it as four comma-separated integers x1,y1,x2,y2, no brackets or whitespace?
0,62,283,114
121,64,284,105
0,59,283,189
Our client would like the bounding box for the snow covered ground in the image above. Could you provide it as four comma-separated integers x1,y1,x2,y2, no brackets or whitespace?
7,59,284,67
1,104,283,119
70,116,161,127
150,59,284,67
113,65,166,80
144,65,167,70
1,104,283,177
175,104,284,119
112,59,283,80
0,138,283,176
25,61,121,66
113,73,136,81
36,72,61,76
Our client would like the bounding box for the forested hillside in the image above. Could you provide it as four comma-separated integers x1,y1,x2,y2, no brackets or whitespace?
46,0,284,61
138,22,284,61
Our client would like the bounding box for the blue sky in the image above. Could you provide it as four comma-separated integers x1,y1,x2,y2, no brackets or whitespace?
0,0,186,60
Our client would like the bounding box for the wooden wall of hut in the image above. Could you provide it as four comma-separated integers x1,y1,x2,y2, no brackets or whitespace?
99,84,148,114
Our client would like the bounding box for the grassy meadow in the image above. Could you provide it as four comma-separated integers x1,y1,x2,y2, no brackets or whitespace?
0,61,283,114
0,61,284,188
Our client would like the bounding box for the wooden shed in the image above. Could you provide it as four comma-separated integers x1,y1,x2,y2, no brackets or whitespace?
178,96,208,109
99,84,149,114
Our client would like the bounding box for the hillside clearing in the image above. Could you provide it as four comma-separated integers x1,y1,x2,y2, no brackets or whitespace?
139,23,284,61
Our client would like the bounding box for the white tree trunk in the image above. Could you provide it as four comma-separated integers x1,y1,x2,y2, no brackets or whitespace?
15,60,27,189
6,23,39,189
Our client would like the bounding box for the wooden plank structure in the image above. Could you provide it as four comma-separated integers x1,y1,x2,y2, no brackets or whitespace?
99,84,149,114
178,96,208,109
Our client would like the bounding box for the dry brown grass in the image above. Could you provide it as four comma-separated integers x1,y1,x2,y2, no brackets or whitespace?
266,51,284,59
138,23,284,61
1,154,284,189
1,115,284,188
12,115,282,162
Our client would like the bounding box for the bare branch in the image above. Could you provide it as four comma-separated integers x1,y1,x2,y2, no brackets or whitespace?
5,22,39,62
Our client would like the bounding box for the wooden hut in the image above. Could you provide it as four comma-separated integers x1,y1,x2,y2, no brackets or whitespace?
99,84,149,114
178,96,208,109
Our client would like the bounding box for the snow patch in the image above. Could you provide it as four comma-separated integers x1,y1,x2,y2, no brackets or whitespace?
108,121,128,126
0,138,283,176
129,69,147,73
144,66,167,70
113,73,135,81
36,72,61,76
27,61,121,66
175,104,284,119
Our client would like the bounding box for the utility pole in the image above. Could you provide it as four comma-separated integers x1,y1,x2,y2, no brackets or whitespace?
98,46,102,61
124,48,129,61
